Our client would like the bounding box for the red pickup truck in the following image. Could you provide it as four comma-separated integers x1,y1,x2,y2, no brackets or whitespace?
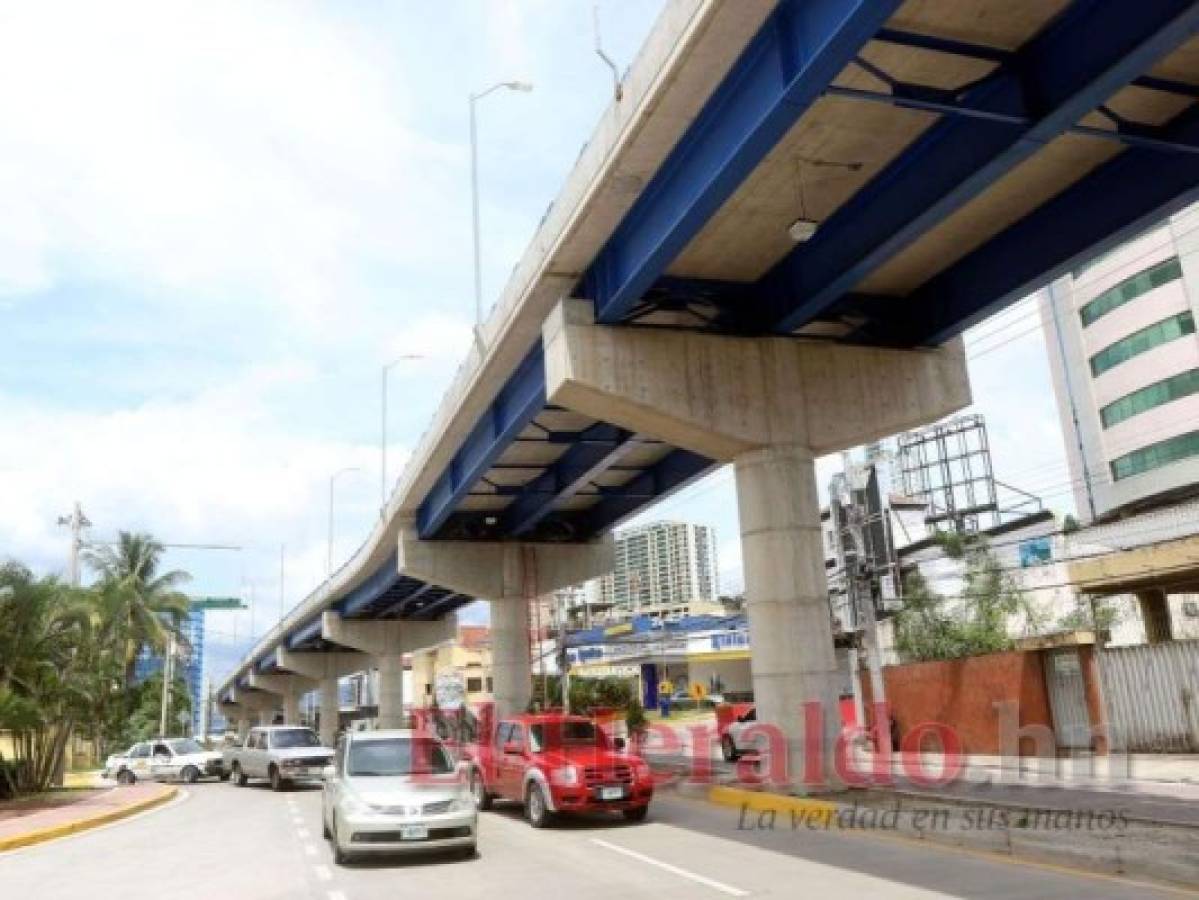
462,713,654,828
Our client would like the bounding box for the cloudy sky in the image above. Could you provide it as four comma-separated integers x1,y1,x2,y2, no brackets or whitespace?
0,1,1073,683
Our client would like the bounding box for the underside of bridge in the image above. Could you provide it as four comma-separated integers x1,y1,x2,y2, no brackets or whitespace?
222,0,1199,786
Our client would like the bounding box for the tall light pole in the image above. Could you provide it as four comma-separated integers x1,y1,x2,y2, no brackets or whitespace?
381,354,423,517
56,501,91,587
469,80,533,345
328,466,362,575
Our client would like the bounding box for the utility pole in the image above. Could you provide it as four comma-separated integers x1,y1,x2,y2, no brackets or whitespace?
846,507,887,707
56,502,91,587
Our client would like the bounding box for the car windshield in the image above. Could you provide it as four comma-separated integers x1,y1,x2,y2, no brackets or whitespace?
271,728,320,749
528,721,602,751
167,739,203,755
346,738,453,777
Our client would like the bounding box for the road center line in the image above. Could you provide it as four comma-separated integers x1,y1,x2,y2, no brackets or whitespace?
303,842,318,857
313,864,332,883
328,891,347,900
589,838,749,897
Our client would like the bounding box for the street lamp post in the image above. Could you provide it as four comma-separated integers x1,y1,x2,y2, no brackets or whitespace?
381,354,423,517
328,466,362,575
469,80,533,342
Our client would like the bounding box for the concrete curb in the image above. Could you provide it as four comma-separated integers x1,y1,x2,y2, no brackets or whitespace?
706,784,838,826
690,782,1199,890
0,785,178,852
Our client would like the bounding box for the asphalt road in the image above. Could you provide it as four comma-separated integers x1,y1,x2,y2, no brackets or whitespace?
0,779,1188,900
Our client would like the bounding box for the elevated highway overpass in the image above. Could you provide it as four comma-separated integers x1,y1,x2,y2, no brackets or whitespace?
219,0,1199,783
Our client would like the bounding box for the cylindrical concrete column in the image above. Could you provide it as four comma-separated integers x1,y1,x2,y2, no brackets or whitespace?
491,598,531,719
735,443,842,789
376,654,406,729
283,692,302,726
257,708,275,727
319,676,339,748
412,650,435,709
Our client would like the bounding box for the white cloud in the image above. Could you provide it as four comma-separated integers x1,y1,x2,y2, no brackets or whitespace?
0,0,466,337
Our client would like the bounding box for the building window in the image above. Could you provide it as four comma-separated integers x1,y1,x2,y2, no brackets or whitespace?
1110,429,1199,480
1089,311,1195,376
465,677,483,693
1079,257,1182,327
1100,369,1199,429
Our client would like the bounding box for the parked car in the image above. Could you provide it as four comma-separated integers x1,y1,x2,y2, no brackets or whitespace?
720,706,757,761
462,713,653,828
224,726,333,791
104,738,223,784
322,729,476,865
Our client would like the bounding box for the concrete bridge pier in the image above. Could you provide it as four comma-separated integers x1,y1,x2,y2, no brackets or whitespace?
399,532,613,720
231,686,278,729
321,612,453,730
542,298,971,787
248,670,316,726
276,647,367,747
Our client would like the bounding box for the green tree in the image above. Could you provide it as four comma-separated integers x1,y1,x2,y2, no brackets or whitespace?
85,532,190,692
0,564,97,794
895,534,1043,662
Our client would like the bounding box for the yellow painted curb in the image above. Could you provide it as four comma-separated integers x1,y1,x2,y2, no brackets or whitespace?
0,786,178,852
708,784,837,826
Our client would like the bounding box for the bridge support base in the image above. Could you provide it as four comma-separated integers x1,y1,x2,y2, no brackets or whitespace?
543,297,971,787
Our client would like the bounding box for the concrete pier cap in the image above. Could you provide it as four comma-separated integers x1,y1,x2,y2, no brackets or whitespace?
542,297,971,790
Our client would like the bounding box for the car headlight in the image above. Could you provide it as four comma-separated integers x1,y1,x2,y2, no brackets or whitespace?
634,761,652,781
550,766,578,786
447,797,475,813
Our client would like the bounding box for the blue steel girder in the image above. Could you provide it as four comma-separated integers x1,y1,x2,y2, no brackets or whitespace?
417,344,546,539
752,0,1199,335
582,0,904,325
338,552,403,618
569,448,713,537
882,102,1199,347
499,424,637,537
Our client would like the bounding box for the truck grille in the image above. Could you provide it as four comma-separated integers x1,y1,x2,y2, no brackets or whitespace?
582,765,632,786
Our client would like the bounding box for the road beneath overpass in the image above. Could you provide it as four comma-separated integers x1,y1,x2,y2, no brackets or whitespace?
0,781,1179,899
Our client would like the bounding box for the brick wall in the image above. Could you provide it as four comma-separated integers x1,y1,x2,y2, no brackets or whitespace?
861,649,1055,756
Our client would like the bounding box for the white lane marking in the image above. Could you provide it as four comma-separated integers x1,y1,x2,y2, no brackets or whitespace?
590,838,749,897
303,842,318,857
328,891,348,900
0,789,192,857
297,828,311,840
313,864,332,883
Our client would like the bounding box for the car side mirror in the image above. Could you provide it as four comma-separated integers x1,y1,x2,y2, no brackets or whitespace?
502,742,521,755
613,737,626,751
322,765,336,780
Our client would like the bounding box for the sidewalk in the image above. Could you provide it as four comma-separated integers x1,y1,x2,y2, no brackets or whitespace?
0,782,177,852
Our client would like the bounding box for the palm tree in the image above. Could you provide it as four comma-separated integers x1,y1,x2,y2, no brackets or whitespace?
85,532,191,691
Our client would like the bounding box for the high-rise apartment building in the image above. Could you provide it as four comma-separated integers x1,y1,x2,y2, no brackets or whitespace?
1039,203,1199,523
593,521,720,620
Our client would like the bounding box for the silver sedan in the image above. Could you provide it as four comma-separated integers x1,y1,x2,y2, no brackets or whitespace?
322,729,477,865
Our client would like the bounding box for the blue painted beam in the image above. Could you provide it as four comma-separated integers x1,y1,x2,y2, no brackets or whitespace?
377,582,435,618
500,424,636,537
581,0,903,324
417,345,546,538
338,552,402,618
288,618,322,649
893,104,1199,346
256,651,277,673
571,448,713,536
757,0,1199,335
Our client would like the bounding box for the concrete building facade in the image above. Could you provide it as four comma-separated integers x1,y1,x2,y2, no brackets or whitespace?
1039,203,1199,523
592,521,721,622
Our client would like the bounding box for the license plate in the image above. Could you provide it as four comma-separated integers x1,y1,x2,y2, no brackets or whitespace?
599,786,624,801
400,825,428,841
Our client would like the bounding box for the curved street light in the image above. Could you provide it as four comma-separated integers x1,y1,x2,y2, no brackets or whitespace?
328,466,362,575
469,80,534,346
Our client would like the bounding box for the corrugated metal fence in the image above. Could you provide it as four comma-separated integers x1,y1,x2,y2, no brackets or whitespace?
1098,639,1199,752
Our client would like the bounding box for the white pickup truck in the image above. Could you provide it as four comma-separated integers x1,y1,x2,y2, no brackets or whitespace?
224,725,334,792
